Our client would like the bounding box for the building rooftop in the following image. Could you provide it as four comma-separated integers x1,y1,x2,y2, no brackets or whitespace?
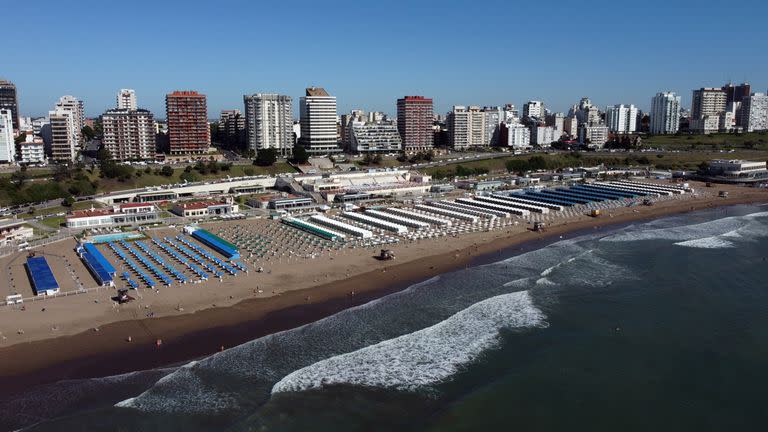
175,200,226,210
67,208,115,219
305,87,329,97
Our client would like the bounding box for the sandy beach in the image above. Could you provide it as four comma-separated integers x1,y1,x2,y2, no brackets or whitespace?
1,181,766,397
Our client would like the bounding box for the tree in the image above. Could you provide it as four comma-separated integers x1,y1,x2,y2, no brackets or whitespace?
506,159,530,174
160,165,174,177
194,160,208,174
179,170,201,183
81,125,96,142
96,146,112,162
291,144,309,164
255,148,278,166
10,168,28,189
207,160,220,174
62,196,75,207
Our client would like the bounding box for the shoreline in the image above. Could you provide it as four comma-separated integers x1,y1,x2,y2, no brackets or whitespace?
1,188,767,398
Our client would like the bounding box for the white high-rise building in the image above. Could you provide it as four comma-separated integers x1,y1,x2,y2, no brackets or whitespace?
691,87,727,134
48,106,79,162
741,93,768,132
578,124,610,147
244,93,293,156
117,89,137,110
500,121,530,149
447,106,486,149
545,113,565,137
531,125,557,147
650,92,681,134
523,101,544,119
299,87,340,154
19,132,45,165
101,108,156,161
605,104,638,133
55,95,84,145
349,121,402,153
0,108,15,162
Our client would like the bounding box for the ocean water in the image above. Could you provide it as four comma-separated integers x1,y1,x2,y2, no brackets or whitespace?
4,205,768,432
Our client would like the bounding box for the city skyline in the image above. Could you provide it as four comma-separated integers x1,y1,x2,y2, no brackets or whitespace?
3,0,767,118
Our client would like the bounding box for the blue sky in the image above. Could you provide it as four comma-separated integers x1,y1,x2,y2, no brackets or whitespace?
5,0,768,119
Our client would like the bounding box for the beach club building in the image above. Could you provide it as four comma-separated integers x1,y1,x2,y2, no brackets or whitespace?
0,219,34,247
66,203,159,229
25,255,60,295
76,242,116,286
170,200,239,218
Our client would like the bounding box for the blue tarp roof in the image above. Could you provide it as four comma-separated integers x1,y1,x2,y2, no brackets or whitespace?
26,256,59,294
81,243,116,285
191,229,240,259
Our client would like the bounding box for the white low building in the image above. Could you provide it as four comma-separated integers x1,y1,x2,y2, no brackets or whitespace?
66,203,159,228
171,200,239,218
706,159,768,180
0,219,34,247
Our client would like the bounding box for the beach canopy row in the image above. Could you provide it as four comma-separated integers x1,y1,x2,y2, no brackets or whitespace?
189,228,241,260
107,242,156,289
176,235,239,275
120,241,174,286
77,242,116,286
162,237,216,279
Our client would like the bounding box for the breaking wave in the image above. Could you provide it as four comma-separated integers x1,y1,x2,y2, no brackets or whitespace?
272,291,546,393
601,211,768,245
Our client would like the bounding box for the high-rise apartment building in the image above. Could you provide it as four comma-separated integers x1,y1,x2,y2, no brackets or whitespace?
243,94,293,156
650,92,681,134
299,87,339,154
722,83,750,127
101,108,156,161
219,109,246,146
19,132,45,165
499,122,531,149
48,107,79,162
741,93,768,132
723,82,751,106
0,80,19,131
349,121,403,153
0,108,15,162
605,104,638,133
545,112,565,137
692,88,727,119
578,124,610,147
522,101,544,119
396,96,434,151
165,91,210,155
447,106,486,149
117,89,137,110
55,95,85,145
691,87,727,134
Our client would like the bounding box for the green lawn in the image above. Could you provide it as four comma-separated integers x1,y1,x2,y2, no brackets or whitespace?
643,131,768,150
40,216,65,229
22,200,103,219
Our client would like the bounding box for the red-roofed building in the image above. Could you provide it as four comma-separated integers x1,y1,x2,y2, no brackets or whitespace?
66,203,159,228
170,200,239,218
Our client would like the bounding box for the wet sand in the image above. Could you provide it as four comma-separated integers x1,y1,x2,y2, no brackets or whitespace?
1,182,766,397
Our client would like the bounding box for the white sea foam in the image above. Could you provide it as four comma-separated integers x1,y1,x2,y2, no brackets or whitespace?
674,237,735,249
601,211,768,245
535,277,556,286
271,290,546,394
